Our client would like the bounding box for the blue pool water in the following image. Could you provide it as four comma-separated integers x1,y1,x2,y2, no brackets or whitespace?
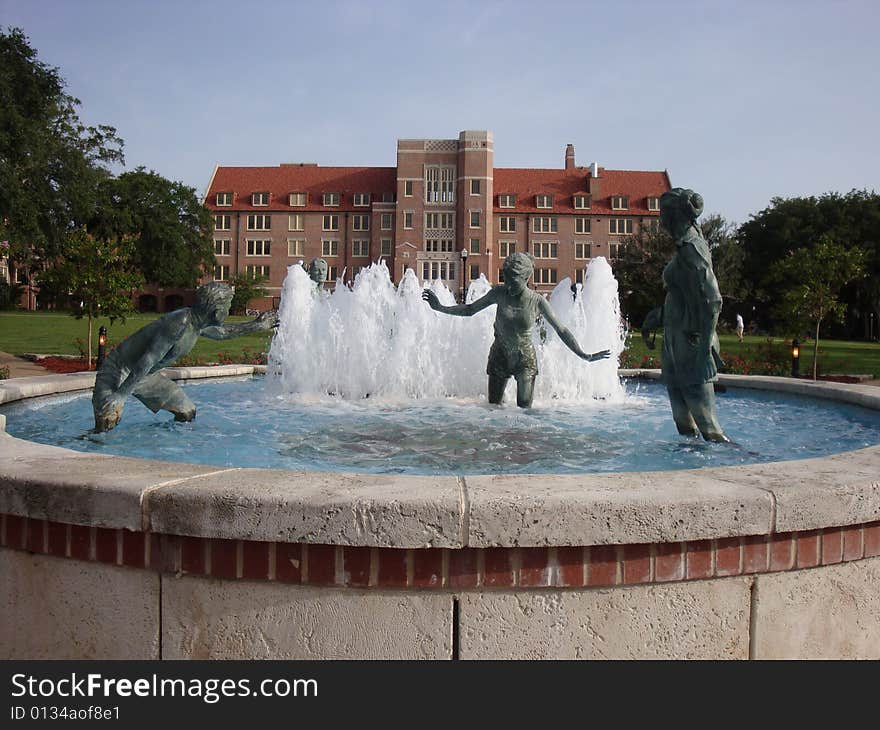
3,377,880,475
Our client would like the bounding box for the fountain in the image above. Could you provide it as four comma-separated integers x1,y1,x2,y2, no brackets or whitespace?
1,258,879,659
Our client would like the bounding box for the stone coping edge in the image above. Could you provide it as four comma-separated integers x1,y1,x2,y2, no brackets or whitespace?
2,513,878,590
1,367,879,548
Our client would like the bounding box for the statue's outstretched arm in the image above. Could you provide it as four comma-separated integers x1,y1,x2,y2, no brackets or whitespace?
201,310,279,340
422,288,497,317
539,298,610,362
641,306,663,350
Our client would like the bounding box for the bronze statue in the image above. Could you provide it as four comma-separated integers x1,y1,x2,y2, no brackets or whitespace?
641,187,728,442
92,282,277,432
422,252,610,407
307,257,328,286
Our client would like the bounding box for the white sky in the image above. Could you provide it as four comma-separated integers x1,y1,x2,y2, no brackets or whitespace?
2,0,878,225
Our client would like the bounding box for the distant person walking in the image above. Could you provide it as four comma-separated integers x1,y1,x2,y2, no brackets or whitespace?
735,313,744,342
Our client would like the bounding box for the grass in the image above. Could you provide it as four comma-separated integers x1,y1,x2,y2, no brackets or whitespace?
1,311,879,377
622,331,880,378
0,310,274,365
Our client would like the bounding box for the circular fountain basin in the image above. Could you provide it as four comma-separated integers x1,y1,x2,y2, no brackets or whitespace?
1,365,879,660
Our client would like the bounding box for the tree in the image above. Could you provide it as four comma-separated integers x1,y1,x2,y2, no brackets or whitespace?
700,214,746,325
229,272,269,315
38,229,144,367
614,223,674,327
89,168,215,288
0,27,124,279
770,239,866,380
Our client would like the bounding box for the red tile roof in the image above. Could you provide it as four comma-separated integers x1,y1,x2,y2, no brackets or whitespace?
206,166,397,211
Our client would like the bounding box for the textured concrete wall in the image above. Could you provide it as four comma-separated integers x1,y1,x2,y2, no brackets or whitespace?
752,556,880,659
162,575,452,659
0,550,159,659
458,579,752,659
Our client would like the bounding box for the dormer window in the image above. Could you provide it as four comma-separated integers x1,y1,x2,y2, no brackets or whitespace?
289,192,306,206
573,194,591,209
611,195,629,210
353,193,370,207
323,192,340,206
499,194,516,208
647,196,660,211
536,194,553,209
216,192,232,206
252,192,269,206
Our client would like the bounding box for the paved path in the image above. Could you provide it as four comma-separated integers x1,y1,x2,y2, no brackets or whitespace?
0,352,51,378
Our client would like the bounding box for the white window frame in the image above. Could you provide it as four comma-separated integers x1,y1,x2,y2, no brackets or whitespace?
380,238,392,256
536,194,553,209
575,242,591,260
499,241,516,258
321,239,339,257
214,239,231,256
352,239,370,257
214,264,231,281
247,214,271,231
425,166,456,204
498,216,516,233
380,213,393,230
532,217,558,233
531,241,558,259
352,214,370,231
353,193,371,207
323,192,340,207
214,214,231,231
469,211,481,228
404,211,413,229
611,195,629,211
535,267,558,285
609,218,633,235
404,180,413,197
469,238,480,254
322,214,339,231
216,192,232,206
246,239,272,257
499,194,515,208
575,217,591,235
289,192,306,207
608,242,621,259
574,194,591,210
287,238,305,257
288,214,304,231
470,179,481,195
647,197,660,211
252,192,269,206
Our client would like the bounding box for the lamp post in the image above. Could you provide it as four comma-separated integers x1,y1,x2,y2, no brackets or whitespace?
791,338,800,378
460,248,469,303
96,326,107,371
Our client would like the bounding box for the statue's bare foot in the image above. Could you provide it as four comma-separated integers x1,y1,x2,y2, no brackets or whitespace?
173,408,196,422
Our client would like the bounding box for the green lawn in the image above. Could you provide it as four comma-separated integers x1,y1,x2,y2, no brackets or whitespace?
0,311,273,365
623,332,880,378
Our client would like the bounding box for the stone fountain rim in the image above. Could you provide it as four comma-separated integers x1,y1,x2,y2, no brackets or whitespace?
1,365,879,549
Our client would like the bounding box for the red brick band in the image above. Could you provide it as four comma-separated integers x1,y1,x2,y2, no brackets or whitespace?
2,513,878,589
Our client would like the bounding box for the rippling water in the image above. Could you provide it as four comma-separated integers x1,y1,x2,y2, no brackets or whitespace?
3,377,880,475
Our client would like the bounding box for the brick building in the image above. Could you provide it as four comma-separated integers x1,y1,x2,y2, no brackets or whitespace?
204,130,671,309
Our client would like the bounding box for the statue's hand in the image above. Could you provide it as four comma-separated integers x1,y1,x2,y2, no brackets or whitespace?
421,290,440,310
582,349,611,362
256,310,279,329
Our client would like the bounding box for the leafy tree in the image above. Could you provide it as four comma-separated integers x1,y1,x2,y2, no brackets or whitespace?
229,272,269,315
700,214,747,325
89,168,215,288
38,229,144,367
0,27,124,279
614,223,674,327
770,239,866,379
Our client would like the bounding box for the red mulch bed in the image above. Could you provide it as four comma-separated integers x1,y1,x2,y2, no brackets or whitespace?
36,357,95,374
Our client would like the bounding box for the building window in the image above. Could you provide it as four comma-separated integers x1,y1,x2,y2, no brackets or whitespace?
498,216,516,233
246,239,271,256
469,264,480,280
404,211,413,229
425,166,455,203
15,268,28,284
470,211,480,228
404,180,413,197
352,239,369,257
499,241,516,258
214,214,231,231
322,215,339,231
252,192,269,206
470,238,480,254
353,193,371,207
245,264,270,278
216,192,232,206
214,264,230,280
609,218,633,235
499,194,515,208
289,192,306,206
323,192,340,206
381,213,393,230
422,261,457,281
532,217,558,233
575,217,591,234
576,269,585,285
574,195,591,209
535,268,557,285
575,242,591,259
536,194,553,209
471,179,481,195
647,219,660,233
380,238,392,256
352,214,370,231
647,196,660,211
247,214,271,231
214,239,230,256
322,239,339,257
611,196,629,210
425,212,454,229
288,214,304,231
425,239,454,253
532,241,558,259
287,239,305,257
608,242,621,259
498,268,505,283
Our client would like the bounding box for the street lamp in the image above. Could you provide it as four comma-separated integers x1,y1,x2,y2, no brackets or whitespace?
96,326,107,371
791,338,800,378
460,248,469,303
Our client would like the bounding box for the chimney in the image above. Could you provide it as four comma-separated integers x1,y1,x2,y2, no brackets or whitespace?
589,161,599,177
565,144,575,170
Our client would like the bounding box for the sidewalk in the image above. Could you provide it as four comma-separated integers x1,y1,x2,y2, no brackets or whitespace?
0,352,51,378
